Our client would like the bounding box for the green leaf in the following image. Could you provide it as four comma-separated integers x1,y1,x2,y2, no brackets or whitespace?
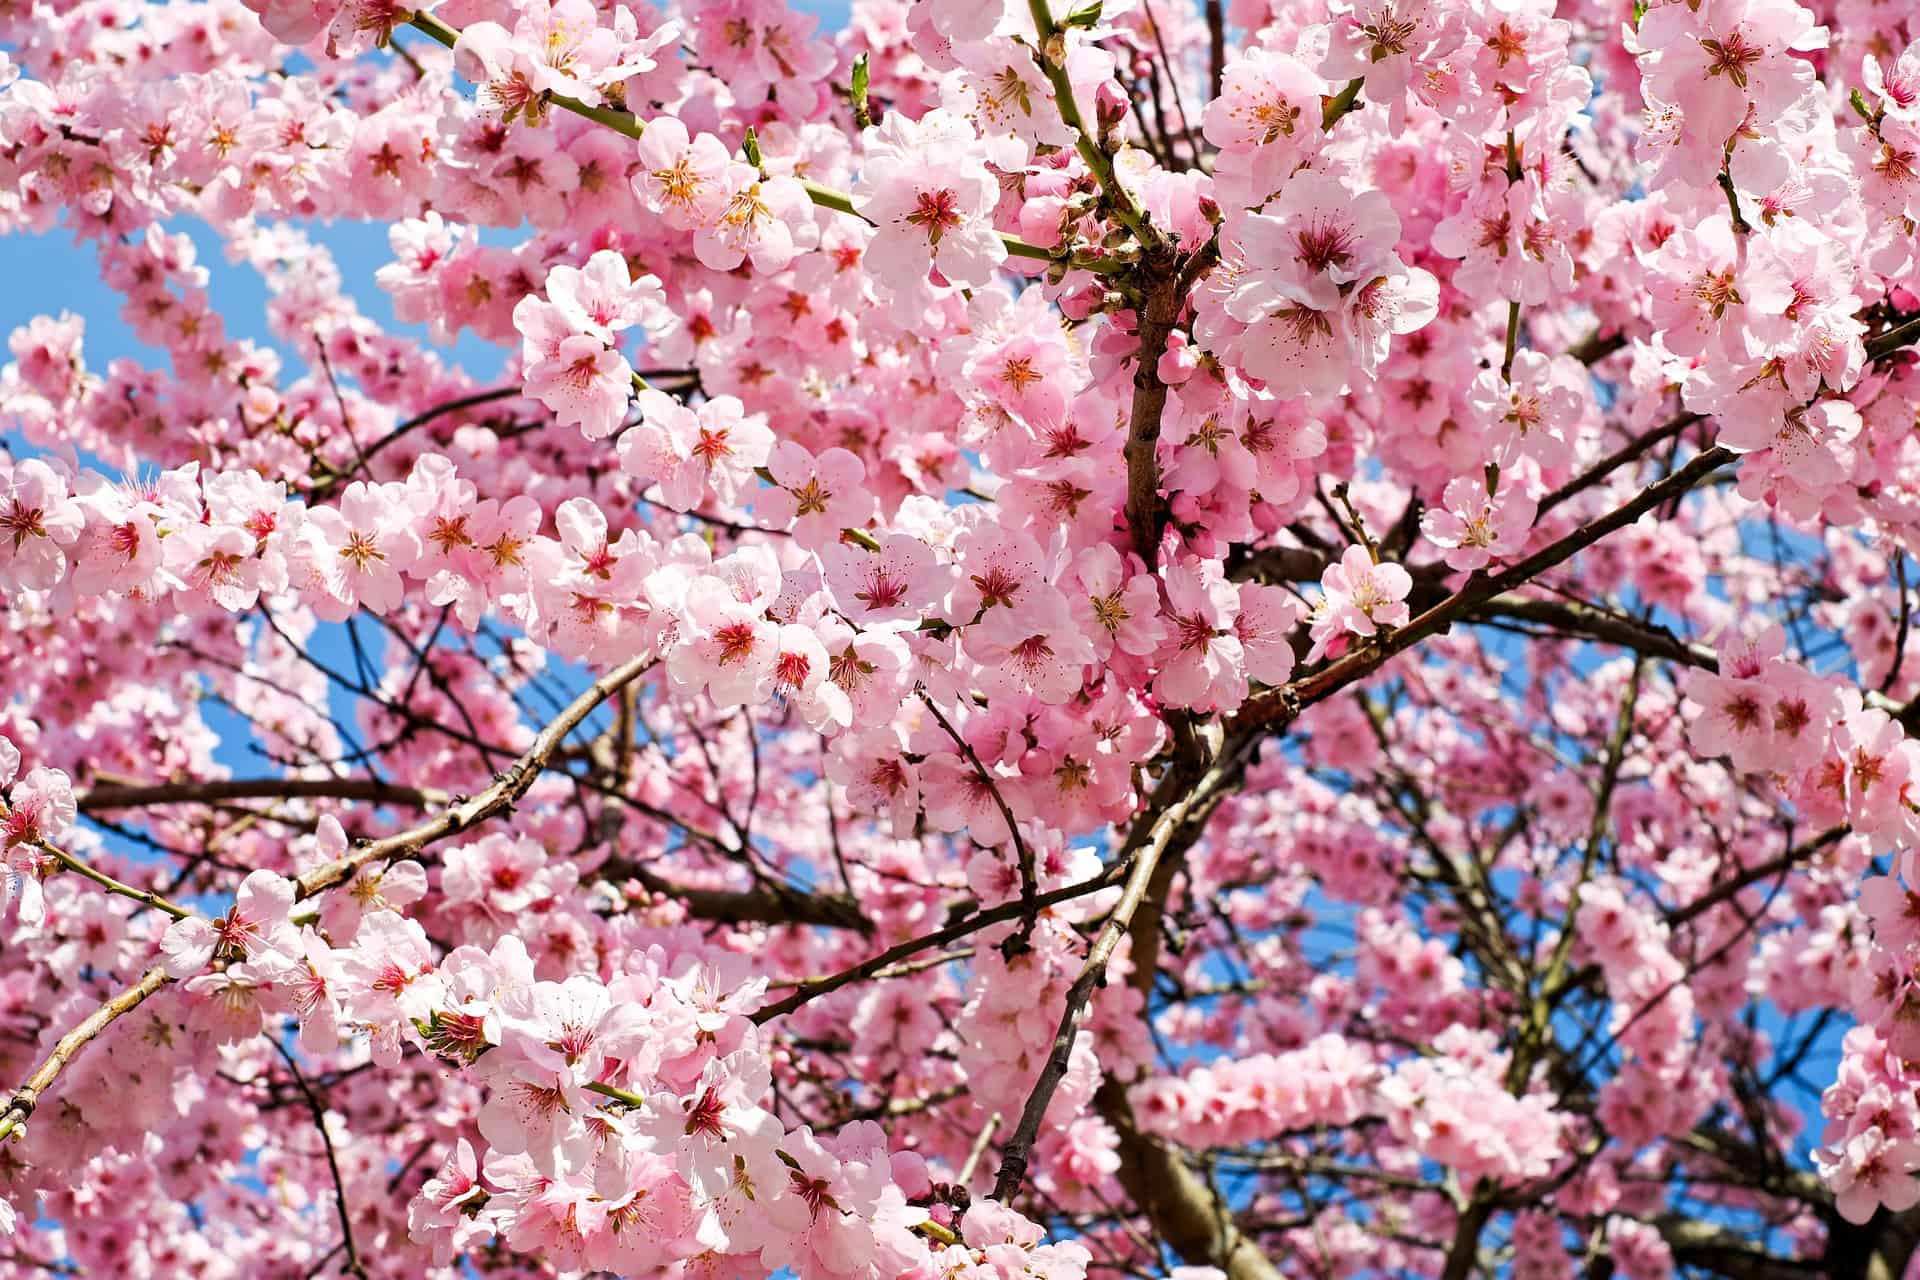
742,126,763,169
1063,0,1102,27
850,53,872,129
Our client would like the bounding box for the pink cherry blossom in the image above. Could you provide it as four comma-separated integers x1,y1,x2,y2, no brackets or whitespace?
1307,546,1414,661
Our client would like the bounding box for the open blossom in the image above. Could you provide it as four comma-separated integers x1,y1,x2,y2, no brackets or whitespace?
1818,1126,1920,1224
1234,170,1403,312
1223,292,1352,396
1345,267,1440,378
411,1139,489,1265
759,442,873,550
1430,176,1573,307
855,109,1007,292
169,523,267,612
1234,582,1302,684
1421,475,1536,572
2,765,74,850
1205,48,1328,204
1467,351,1589,469
514,253,668,440
693,164,817,274
966,584,1095,704
159,870,300,978
68,479,164,597
1679,629,1838,776
1632,0,1828,173
1644,213,1747,360
1742,220,1867,395
337,910,442,1063
1156,558,1248,712
542,250,667,345
632,1049,783,1198
618,390,773,512
634,119,734,228
823,533,946,628
298,482,421,621
668,576,780,707
0,458,83,591
1307,546,1413,662
1065,543,1167,660
453,0,674,127
1322,0,1464,127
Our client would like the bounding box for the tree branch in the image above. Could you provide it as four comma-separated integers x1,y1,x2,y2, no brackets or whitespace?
293,655,659,901
269,1037,367,1279
0,965,172,1144
750,863,1134,1024
1122,271,1186,567
1232,446,1736,735
991,748,1243,1201
79,777,448,812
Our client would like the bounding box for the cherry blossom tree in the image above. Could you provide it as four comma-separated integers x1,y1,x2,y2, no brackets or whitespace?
8,0,1920,1274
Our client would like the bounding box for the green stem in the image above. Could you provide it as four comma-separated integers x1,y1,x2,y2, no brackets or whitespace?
1321,78,1365,130
586,1080,647,1108
37,840,193,920
1022,0,1162,253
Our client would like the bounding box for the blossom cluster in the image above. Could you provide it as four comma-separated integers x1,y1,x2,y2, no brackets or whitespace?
7,0,1920,1272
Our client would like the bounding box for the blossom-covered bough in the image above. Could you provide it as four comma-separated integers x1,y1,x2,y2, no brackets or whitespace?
11,0,1920,1273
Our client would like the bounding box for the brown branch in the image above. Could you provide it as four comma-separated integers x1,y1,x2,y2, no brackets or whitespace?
599,857,872,932
293,655,658,900
1076,730,1282,1279
1205,0,1225,99
269,1038,367,1278
342,384,523,487
1232,446,1737,735
750,863,1134,1024
1569,329,1629,365
1655,1219,1826,1280
1442,1197,1496,1280
1537,412,1704,518
79,777,447,812
1470,595,1716,670
83,769,858,930
1885,555,1911,694
1123,270,1185,567
1666,826,1847,928
991,750,1242,1201
917,689,1035,937
1096,1078,1282,1280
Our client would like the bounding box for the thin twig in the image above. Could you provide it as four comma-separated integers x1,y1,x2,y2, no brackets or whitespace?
991,751,1243,1202
294,655,659,901
751,865,1132,1024
32,839,193,920
917,688,1038,941
1885,553,1911,694
959,1112,1003,1186
0,965,172,1144
270,1038,367,1279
